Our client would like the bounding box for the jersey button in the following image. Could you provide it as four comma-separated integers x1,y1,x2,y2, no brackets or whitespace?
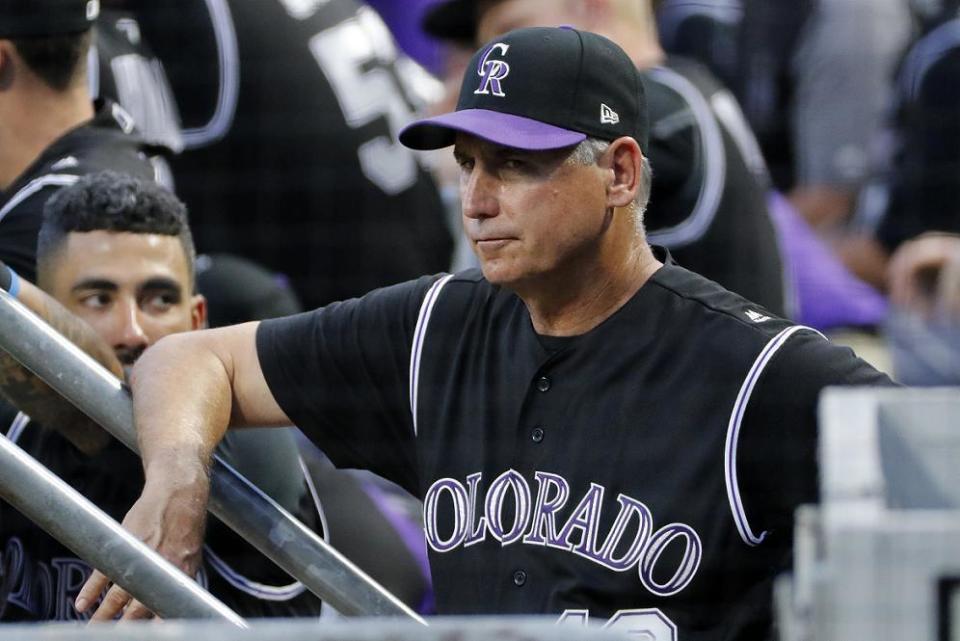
512,569,527,587
531,427,545,443
536,376,551,392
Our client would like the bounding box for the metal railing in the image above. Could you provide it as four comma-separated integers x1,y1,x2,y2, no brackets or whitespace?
0,289,422,622
0,433,246,625
0,618,634,641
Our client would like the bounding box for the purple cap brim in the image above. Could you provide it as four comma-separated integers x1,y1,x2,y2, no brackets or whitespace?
399,109,587,151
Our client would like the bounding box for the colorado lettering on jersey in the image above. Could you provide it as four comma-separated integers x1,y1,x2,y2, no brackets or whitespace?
423,469,702,597
0,536,212,621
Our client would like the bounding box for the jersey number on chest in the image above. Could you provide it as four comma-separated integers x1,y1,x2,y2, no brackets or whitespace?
559,608,677,641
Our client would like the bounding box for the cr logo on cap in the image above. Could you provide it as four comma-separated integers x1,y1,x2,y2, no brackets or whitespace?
474,43,511,98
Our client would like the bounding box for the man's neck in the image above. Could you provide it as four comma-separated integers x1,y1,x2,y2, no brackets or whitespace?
517,225,663,337
0,83,93,191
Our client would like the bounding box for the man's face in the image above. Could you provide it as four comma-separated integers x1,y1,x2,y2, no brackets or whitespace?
454,133,611,289
44,230,205,371
477,0,577,44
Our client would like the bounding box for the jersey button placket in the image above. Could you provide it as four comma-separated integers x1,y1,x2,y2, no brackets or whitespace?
512,569,527,587
536,376,551,392
531,427,545,443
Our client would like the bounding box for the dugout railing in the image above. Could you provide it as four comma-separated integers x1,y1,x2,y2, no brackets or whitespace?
0,289,421,622
0,618,634,640
776,387,960,641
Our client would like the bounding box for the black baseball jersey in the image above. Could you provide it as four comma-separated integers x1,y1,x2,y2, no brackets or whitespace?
0,99,164,283
656,0,816,191
111,0,452,311
257,247,891,640
0,400,324,621
863,15,960,250
643,59,786,317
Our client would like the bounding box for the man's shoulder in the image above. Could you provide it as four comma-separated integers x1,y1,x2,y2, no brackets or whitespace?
650,263,796,342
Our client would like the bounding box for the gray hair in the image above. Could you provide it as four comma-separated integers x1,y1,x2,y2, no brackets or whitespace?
567,137,653,233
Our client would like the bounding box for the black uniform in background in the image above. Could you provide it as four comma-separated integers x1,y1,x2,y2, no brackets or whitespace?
255,247,891,640
116,0,452,310
0,100,162,283
92,8,184,156
643,59,785,316
657,0,817,191
863,10,960,249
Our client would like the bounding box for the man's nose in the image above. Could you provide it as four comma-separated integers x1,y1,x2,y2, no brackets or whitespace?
114,300,149,349
461,166,499,220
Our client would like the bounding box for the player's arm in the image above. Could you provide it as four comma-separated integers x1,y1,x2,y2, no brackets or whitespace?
0,261,122,455
737,331,894,538
75,320,290,620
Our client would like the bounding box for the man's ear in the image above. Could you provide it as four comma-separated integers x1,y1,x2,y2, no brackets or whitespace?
191,294,208,330
604,136,643,209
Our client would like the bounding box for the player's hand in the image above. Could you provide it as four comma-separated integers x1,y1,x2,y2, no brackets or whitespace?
74,464,210,621
888,232,960,318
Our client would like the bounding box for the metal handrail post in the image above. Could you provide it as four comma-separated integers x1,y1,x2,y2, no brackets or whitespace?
0,289,423,621
0,433,247,624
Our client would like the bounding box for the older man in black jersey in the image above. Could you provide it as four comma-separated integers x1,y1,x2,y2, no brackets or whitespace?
76,27,890,640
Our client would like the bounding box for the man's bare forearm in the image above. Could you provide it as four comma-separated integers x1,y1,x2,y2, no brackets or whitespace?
0,280,123,454
129,330,235,483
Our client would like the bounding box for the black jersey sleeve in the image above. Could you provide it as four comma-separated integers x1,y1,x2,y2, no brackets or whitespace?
255,275,440,493
736,330,894,540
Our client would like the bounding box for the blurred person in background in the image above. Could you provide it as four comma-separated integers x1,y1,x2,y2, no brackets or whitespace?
844,0,960,289
0,0,167,284
885,233,960,385
656,0,911,233
97,0,453,311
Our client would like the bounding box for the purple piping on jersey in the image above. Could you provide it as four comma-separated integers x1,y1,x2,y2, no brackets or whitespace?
6,412,30,443
724,325,823,546
409,274,454,436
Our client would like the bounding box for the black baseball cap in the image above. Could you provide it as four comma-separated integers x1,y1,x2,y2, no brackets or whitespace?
399,26,648,152
0,0,100,38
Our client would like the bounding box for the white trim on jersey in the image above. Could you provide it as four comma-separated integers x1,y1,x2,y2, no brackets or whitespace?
6,412,31,443
0,174,80,223
646,66,727,249
203,544,307,601
724,325,825,546
181,0,240,149
201,453,327,601
299,454,330,546
409,274,454,436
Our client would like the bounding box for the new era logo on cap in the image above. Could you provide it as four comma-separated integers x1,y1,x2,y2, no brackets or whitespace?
600,104,619,125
